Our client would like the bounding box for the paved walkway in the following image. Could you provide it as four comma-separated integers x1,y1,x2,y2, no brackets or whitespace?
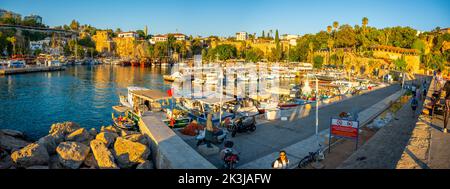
340,76,450,169
338,93,423,168
177,84,401,168
428,111,450,168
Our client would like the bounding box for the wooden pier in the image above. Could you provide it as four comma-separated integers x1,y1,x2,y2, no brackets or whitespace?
0,66,66,75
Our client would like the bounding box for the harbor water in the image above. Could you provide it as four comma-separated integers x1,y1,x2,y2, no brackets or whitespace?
0,65,172,140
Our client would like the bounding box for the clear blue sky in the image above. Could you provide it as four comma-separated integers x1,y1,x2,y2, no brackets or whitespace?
1,0,449,37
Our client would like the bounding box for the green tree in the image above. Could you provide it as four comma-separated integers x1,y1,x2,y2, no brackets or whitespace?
214,44,237,61
136,30,146,39
70,20,80,31
6,36,16,55
362,17,369,33
313,55,324,69
245,47,264,62
394,57,407,71
335,24,357,48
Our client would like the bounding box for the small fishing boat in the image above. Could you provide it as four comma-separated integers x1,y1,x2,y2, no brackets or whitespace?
111,105,139,131
163,72,183,82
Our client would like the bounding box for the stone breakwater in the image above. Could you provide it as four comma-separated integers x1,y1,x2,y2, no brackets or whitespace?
0,122,154,169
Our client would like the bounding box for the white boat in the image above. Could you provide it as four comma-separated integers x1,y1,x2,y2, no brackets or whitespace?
7,60,26,68
193,78,205,85
46,60,60,67
205,73,218,85
237,74,249,81
294,62,313,72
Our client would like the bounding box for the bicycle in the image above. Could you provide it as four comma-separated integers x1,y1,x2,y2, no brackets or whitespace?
297,145,325,168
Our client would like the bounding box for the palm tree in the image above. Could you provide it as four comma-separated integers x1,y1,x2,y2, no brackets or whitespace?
6,36,16,55
362,17,369,33
333,21,339,31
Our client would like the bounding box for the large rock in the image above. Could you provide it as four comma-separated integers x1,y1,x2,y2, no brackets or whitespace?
90,139,118,169
11,143,49,168
37,135,58,155
121,130,140,137
88,128,98,137
83,152,98,168
1,129,24,138
65,128,92,144
113,137,150,168
95,132,119,148
56,142,90,169
49,155,63,169
0,148,13,169
101,126,119,134
136,160,154,169
0,132,30,152
49,122,81,143
122,134,149,146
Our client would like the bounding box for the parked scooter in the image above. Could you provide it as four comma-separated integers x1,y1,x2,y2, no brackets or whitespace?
220,141,240,169
226,114,256,137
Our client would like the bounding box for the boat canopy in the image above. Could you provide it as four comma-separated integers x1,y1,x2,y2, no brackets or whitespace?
112,105,131,113
265,87,291,95
197,96,235,105
130,89,169,102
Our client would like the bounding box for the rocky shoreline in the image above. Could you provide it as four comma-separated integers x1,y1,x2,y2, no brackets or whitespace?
0,122,154,169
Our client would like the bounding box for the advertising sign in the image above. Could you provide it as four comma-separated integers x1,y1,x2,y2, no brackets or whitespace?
329,117,360,152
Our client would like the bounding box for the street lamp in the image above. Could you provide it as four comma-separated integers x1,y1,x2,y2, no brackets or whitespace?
307,73,320,148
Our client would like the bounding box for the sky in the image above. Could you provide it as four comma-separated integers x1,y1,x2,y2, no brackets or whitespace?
1,0,450,37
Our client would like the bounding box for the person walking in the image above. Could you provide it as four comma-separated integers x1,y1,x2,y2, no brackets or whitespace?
443,80,450,133
272,150,289,169
411,96,419,118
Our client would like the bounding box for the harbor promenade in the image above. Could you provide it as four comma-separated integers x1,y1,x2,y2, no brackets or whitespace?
337,76,450,169
178,83,402,168
0,66,65,75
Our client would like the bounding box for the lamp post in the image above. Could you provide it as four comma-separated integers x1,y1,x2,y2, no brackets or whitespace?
308,73,320,148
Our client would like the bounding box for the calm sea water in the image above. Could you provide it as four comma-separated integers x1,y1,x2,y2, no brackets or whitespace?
0,65,172,140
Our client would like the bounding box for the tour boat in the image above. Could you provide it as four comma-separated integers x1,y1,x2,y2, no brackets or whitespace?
7,59,26,68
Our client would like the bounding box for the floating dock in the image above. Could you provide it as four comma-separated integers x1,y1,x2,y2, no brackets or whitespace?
0,66,66,75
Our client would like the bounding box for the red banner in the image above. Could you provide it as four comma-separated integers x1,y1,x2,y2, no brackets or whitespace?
167,88,173,97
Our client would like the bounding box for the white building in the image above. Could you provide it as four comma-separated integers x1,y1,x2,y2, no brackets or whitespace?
29,37,51,51
282,34,300,46
118,32,139,39
150,33,186,44
236,32,248,41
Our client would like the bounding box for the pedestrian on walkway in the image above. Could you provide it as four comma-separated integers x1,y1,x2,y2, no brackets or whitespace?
411,96,419,118
272,150,289,169
442,80,450,133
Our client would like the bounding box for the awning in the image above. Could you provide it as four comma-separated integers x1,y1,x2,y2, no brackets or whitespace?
112,105,131,113
131,89,169,101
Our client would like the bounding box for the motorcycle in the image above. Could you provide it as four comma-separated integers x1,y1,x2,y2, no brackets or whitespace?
223,153,240,169
226,115,256,137
221,141,240,169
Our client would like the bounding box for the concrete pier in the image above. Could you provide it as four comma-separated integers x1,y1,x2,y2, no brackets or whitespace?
138,111,216,169
0,66,65,75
